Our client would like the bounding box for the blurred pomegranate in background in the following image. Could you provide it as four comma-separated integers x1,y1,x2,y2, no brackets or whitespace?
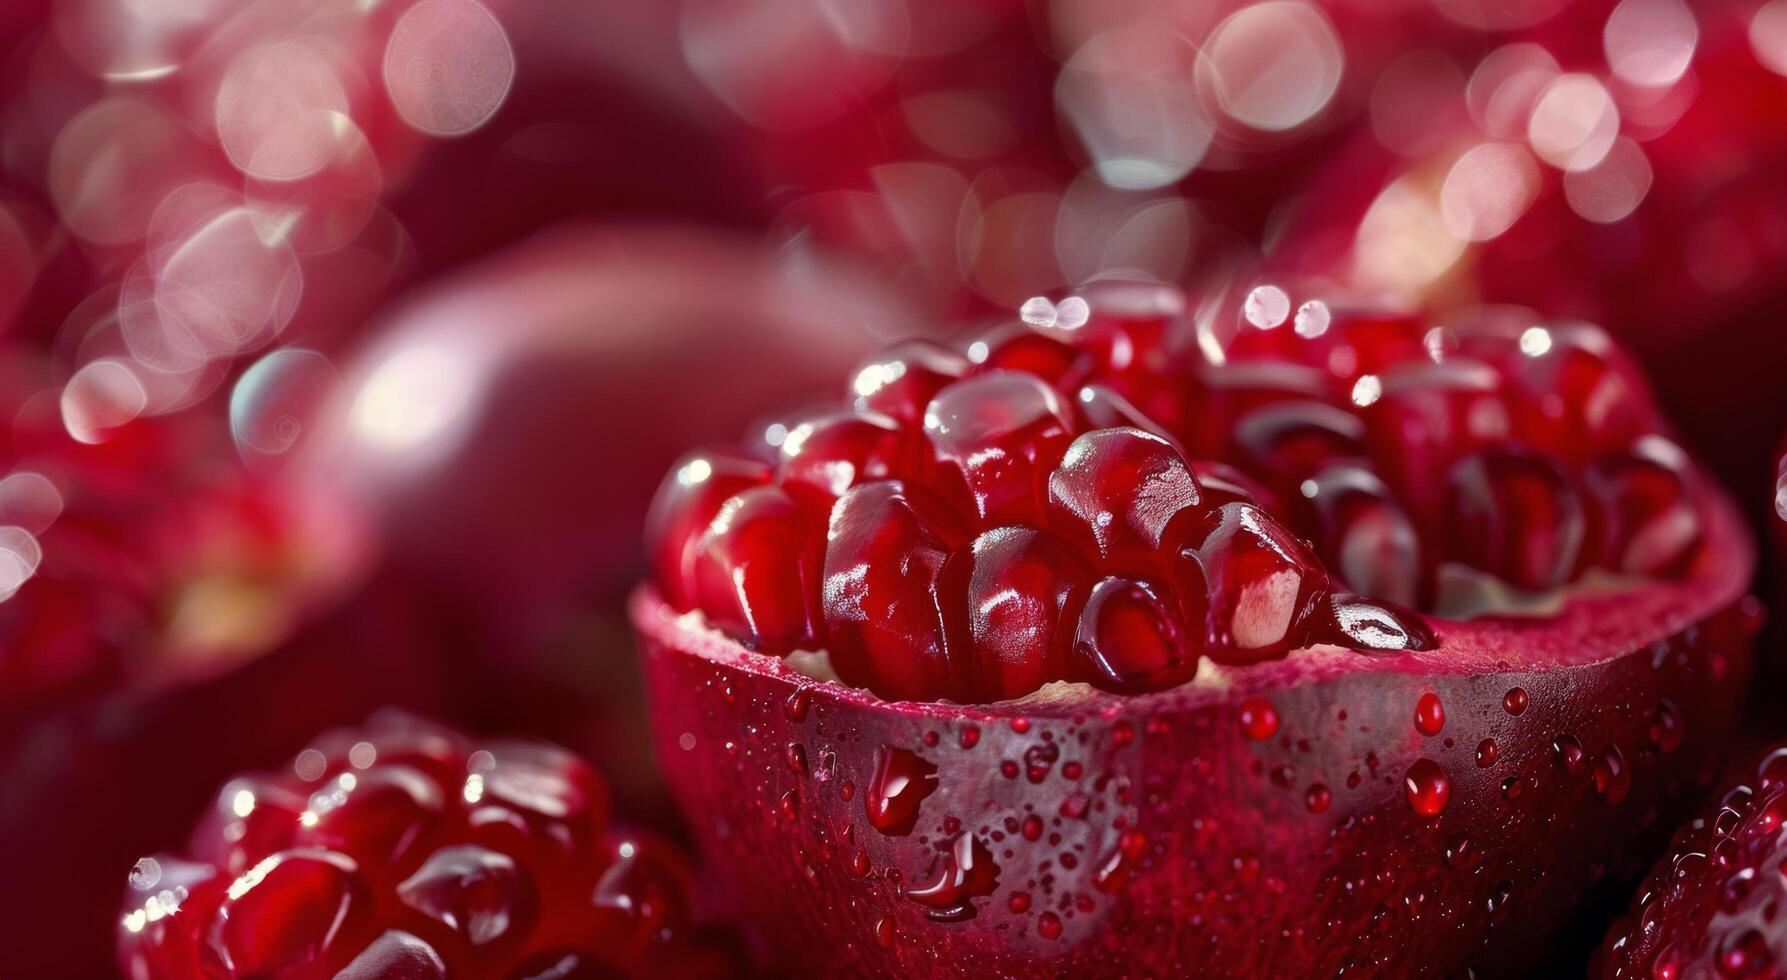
303,224,919,812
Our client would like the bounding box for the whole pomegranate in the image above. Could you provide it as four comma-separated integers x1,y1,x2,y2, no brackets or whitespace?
637,281,1756,976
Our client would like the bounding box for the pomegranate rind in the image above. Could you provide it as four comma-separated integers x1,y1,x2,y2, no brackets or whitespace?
634,487,1755,976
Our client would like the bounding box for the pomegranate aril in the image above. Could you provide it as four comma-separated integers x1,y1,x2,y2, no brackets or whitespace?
396,845,536,951
692,485,821,654
1316,593,1435,652
208,849,374,977
1229,401,1365,496
1583,435,1703,577
849,340,969,425
1071,576,1198,693
968,325,1083,383
119,858,225,980
191,776,307,876
591,833,696,953
1189,460,1271,511
1497,322,1653,461
1046,427,1202,573
1072,384,1171,440
923,371,1074,526
776,410,913,511
1445,449,1585,593
1200,359,1330,445
822,481,971,702
334,930,447,980
1183,502,1328,664
1360,359,1511,521
292,765,446,875
963,526,1091,701
645,450,771,608
1296,462,1423,608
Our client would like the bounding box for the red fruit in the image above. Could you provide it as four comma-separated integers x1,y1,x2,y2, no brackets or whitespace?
923,371,1074,525
1182,502,1329,664
1583,436,1704,577
1071,576,1198,693
118,713,727,978
821,481,969,702
641,283,1755,976
848,340,969,426
776,410,912,512
691,485,821,654
1444,449,1585,594
964,527,1090,701
1597,748,1787,979
968,327,1083,385
1046,427,1202,573
644,450,770,609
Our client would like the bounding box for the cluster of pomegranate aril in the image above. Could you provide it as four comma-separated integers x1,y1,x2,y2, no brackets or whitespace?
646,286,1707,703
1597,747,1787,979
117,712,728,979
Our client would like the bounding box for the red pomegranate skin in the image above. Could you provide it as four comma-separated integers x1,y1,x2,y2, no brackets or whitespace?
636,487,1755,976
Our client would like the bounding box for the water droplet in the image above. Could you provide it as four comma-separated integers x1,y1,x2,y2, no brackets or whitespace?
1055,296,1090,330
779,789,800,821
1414,693,1445,736
1405,759,1451,816
866,747,938,835
1293,300,1331,338
1008,891,1032,913
1243,284,1291,329
1238,697,1279,741
1650,698,1684,752
783,688,811,722
1554,733,1587,776
1019,296,1057,327
1503,688,1529,715
1037,910,1063,940
908,833,999,920
1593,744,1631,804
1305,783,1332,814
1477,739,1499,768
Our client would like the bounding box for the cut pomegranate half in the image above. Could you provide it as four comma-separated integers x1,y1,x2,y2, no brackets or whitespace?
636,286,1757,976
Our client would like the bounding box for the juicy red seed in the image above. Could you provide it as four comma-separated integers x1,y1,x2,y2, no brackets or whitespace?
776,410,912,511
1047,427,1202,572
121,716,708,978
1229,401,1364,495
849,339,969,425
1296,462,1422,608
1445,448,1585,593
211,849,374,977
692,485,820,654
1071,577,1197,693
335,931,447,979
192,776,306,876
963,526,1091,701
1498,322,1653,460
1360,358,1511,520
971,326,1083,383
1073,383,1171,438
1404,759,1451,817
924,372,1075,525
1183,502,1328,665
397,845,535,949
821,481,970,702
645,450,771,608
291,765,445,873
1189,460,1271,511
1316,593,1434,652
1200,360,1330,445
1582,435,1703,577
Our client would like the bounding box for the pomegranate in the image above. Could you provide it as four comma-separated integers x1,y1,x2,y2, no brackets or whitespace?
118,711,736,979
1596,745,1787,979
637,284,1757,975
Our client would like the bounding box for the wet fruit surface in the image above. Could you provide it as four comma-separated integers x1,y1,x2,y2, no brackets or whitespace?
637,284,1758,977
118,711,734,979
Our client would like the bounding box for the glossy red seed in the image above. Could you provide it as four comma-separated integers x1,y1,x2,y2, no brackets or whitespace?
1072,383,1172,439
963,526,1091,700
1047,427,1202,572
1189,460,1272,511
1199,359,1330,449
292,766,445,874
1183,503,1329,665
822,481,970,701
1404,759,1450,817
692,485,821,653
1295,462,1423,607
1583,435,1703,577
591,833,696,954
397,846,535,950
334,931,447,980
210,849,374,977
1315,593,1434,652
119,858,225,980
1071,576,1198,693
970,325,1083,383
776,410,913,511
191,776,307,876
645,450,771,608
923,372,1075,525
849,339,969,425
1360,359,1511,521
1229,401,1365,496
1445,449,1585,592
1500,322,1654,461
